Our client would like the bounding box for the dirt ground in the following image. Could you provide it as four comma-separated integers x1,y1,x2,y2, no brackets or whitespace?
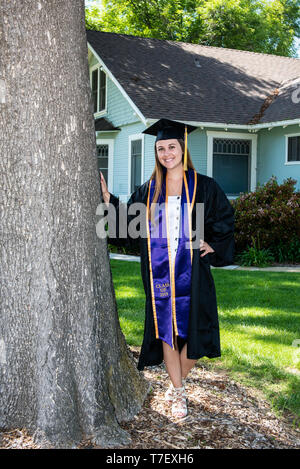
1,346,299,450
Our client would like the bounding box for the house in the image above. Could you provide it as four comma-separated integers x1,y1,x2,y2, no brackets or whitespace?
86,30,300,200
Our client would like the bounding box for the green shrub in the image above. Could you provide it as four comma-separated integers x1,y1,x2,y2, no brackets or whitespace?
269,234,300,264
233,177,300,263
108,243,140,256
237,236,275,267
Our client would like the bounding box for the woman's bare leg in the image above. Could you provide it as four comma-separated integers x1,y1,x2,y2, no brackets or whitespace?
163,338,190,418
162,339,183,388
179,343,198,379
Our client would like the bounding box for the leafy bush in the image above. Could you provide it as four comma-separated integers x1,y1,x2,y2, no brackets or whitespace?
269,234,300,264
233,177,300,263
237,237,275,267
108,243,140,256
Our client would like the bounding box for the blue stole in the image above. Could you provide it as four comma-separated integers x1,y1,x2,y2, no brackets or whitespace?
146,168,197,349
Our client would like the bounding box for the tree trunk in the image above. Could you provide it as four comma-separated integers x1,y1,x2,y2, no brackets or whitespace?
0,0,148,448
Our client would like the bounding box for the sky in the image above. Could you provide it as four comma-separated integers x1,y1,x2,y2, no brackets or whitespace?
85,0,101,7
84,0,300,58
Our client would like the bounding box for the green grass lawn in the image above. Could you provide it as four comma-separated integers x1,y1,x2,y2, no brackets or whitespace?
110,259,300,422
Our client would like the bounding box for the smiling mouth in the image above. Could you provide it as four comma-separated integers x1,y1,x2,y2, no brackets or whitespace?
164,158,174,162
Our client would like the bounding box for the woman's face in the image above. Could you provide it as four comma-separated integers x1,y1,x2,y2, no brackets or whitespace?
156,139,183,171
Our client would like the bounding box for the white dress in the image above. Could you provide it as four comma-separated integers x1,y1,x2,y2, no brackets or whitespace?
168,196,181,322
167,195,181,264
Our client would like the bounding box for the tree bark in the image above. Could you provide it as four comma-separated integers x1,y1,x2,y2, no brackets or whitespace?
0,0,148,448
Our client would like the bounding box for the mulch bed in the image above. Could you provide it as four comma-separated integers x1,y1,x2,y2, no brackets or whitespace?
1,346,299,450
117,348,300,450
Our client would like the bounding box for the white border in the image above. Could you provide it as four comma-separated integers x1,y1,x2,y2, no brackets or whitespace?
128,133,145,195
96,138,114,193
206,131,257,193
285,133,300,165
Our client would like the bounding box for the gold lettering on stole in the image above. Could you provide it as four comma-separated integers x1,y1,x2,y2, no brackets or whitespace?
155,282,170,298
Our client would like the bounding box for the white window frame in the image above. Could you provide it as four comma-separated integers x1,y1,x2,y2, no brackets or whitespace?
96,139,114,193
128,133,145,195
285,133,300,165
90,63,107,117
206,131,257,196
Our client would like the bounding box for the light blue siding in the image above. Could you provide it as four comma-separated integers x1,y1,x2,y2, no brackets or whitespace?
89,50,145,198
106,78,139,127
88,50,98,68
112,122,145,197
88,49,139,127
258,124,300,190
186,129,207,175
144,134,156,182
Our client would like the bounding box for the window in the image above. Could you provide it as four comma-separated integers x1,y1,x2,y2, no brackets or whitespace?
213,138,250,195
97,144,109,183
131,139,142,192
96,139,114,193
207,131,257,195
287,135,300,162
91,66,106,114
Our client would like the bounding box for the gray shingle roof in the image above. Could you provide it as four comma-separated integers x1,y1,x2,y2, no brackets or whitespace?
260,78,300,123
87,30,300,125
94,117,120,131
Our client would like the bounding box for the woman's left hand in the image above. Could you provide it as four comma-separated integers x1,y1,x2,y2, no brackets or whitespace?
200,239,215,257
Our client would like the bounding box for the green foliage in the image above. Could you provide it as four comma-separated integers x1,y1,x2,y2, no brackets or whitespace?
233,177,300,263
270,234,300,263
108,242,140,256
85,0,300,57
237,236,275,267
197,0,300,56
85,4,103,30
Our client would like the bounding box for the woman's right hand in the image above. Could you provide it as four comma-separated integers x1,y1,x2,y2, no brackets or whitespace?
100,171,110,205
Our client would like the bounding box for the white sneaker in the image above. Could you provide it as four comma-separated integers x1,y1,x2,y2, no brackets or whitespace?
171,386,188,419
164,379,186,403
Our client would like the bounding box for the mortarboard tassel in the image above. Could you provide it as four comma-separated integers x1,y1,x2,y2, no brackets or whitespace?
183,125,188,171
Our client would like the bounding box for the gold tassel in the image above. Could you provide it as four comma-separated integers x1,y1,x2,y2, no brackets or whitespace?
183,125,188,171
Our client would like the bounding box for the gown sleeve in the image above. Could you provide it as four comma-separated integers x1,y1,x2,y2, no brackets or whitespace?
205,179,235,267
106,185,147,251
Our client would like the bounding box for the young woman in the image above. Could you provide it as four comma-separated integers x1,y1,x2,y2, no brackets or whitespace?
100,119,234,420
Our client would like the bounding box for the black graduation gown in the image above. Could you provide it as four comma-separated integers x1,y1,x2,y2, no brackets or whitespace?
107,172,235,370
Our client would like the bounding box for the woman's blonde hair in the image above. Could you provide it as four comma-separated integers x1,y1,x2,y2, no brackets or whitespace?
148,139,195,222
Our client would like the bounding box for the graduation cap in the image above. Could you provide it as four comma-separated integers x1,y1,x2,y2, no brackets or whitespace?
143,118,197,171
